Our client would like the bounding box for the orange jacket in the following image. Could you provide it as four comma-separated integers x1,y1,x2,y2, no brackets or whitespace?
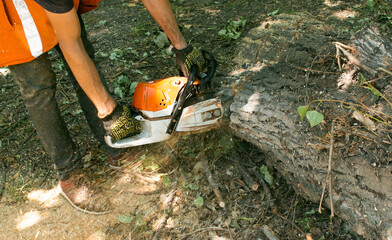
0,0,100,67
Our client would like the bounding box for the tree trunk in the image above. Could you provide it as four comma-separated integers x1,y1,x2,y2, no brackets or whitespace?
222,13,392,239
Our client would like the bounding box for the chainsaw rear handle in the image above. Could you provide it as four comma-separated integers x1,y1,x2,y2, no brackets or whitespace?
200,50,217,91
166,50,217,134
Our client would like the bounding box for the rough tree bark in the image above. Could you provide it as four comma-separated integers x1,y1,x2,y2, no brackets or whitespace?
221,13,392,239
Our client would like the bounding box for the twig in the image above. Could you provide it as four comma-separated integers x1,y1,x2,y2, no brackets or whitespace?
277,213,305,235
318,121,335,218
237,164,259,191
0,160,5,200
334,42,373,73
333,42,356,51
328,121,335,218
225,221,234,240
377,67,392,76
318,176,328,214
197,152,226,208
253,168,275,208
153,189,176,240
336,44,342,71
179,227,227,239
134,173,161,183
205,167,225,208
261,225,280,240
20,129,35,145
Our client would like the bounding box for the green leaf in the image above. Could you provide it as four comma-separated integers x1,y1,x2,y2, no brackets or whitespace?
109,48,124,60
267,8,281,16
130,82,138,95
193,196,204,207
114,87,123,98
153,31,169,48
297,105,310,121
118,214,133,223
162,176,172,186
118,75,130,84
146,163,159,171
360,74,366,84
260,165,273,185
218,19,246,40
239,217,256,222
218,29,227,37
134,214,145,227
184,183,199,191
367,0,374,10
306,111,324,128
98,52,108,58
305,209,316,216
365,85,381,97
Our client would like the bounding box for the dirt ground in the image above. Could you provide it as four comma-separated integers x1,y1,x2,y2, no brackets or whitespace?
2,0,391,239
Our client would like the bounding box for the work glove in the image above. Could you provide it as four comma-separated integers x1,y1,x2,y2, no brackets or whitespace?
101,105,141,141
172,44,206,76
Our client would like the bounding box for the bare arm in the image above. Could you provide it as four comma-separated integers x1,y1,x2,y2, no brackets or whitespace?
141,0,187,50
44,8,116,117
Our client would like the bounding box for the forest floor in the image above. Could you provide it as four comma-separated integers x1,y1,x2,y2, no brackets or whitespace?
1,0,391,239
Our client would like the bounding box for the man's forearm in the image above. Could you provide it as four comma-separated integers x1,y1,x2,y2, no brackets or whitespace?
60,38,116,117
44,8,116,117
141,0,187,50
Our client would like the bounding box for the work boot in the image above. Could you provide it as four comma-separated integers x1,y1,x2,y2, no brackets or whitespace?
58,170,111,214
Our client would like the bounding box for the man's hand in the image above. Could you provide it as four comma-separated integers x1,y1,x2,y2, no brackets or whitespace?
101,105,141,141
173,45,206,76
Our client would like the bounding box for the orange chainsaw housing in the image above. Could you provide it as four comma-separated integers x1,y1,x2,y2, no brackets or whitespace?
132,76,188,112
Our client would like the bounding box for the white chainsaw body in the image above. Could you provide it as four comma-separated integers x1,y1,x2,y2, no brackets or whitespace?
104,51,222,148
104,96,223,148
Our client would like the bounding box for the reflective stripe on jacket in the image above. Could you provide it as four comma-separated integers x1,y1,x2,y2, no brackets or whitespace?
0,0,100,67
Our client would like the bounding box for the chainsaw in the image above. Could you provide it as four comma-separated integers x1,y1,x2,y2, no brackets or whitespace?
104,50,223,148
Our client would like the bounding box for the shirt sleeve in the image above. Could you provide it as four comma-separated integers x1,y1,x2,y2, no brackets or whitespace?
33,0,74,13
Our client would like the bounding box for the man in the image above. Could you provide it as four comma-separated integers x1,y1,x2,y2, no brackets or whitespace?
1,0,206,214
1,0,130,214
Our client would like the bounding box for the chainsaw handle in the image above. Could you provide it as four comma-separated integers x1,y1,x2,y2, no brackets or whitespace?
166,51,216,134
200,50,217,91
166,65,198,134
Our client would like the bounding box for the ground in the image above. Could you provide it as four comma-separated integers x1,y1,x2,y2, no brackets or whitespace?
1,0,391,239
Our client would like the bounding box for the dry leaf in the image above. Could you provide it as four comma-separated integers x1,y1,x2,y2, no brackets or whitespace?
352,111,376,131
